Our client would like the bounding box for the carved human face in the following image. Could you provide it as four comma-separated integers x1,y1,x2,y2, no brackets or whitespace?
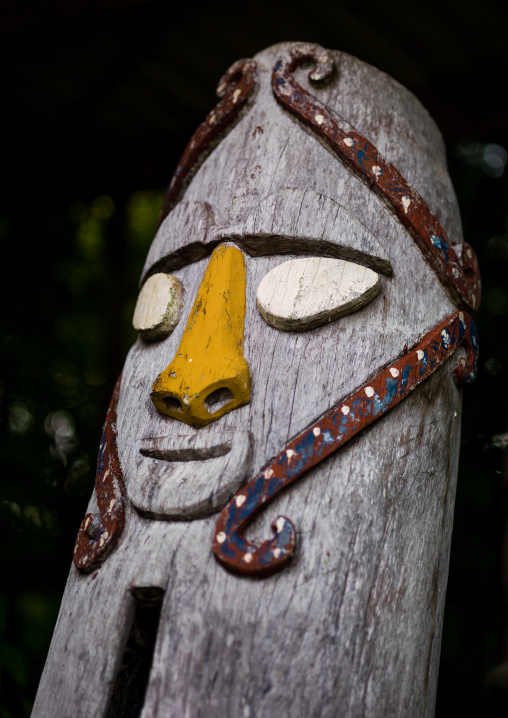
116,44,462,523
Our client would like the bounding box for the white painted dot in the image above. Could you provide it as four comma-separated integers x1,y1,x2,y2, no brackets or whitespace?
467,248,472,258
190,139,195,149
73,544,77,554
341,405,350,415
343,137,353,147
209,113,216,124
232,88,242,103
402,196,411,213
104,469,110,479
459,312,464,322
84,515,91,529
263,468,274,479
108,499,116,512
472,293,476,308
217,82,227,95
276,517,286,533
389,367,399,378
454,412,457,418
372,165,382,177
216,531,226,544
452,267,460,278
365,386,375,398
188,358,192,362
286,449,295,459
236,494,246,507
313,427,321,436
274,548,282,559
243,553,253,564
315,113,324,125
99,537,105,548
417,350,424,360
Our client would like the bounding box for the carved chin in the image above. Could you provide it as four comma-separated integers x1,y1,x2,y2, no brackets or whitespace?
127,430,253,520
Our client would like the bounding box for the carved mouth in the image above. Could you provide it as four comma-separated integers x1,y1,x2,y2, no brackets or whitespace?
139,433,233,462
131,430,252,520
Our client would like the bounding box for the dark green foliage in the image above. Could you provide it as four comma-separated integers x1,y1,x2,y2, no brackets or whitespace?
0,190,162,717
435,143,508,716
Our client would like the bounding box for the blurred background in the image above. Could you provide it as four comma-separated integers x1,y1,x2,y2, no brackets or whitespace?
1,1,508,715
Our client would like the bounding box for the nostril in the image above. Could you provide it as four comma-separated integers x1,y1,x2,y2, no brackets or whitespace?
204,387,234,414
163,396,183,413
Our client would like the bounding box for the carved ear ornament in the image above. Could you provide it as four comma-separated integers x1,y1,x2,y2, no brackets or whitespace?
73,375,127,572
271,43,481,314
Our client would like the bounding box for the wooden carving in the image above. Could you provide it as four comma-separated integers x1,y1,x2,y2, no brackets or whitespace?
33,42,480,718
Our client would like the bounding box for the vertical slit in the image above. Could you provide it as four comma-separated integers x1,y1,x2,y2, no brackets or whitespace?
106,586,164,718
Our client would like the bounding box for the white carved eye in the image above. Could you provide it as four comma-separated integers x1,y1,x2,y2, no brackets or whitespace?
133,273,183,341
256,257,380,331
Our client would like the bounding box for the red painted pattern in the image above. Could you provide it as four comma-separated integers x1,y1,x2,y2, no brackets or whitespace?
213,311,478,576
157,58,258,229
271,43,481,313
73,376,127,572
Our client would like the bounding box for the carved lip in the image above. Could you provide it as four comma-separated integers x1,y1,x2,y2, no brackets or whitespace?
132,430,252,520
139,433,233,462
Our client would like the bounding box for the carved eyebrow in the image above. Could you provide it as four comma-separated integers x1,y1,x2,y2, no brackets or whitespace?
142,236,391,287
140,190,392,286
216,188,391,276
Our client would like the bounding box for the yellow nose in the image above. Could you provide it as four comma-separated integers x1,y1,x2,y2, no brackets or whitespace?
151,244,251,426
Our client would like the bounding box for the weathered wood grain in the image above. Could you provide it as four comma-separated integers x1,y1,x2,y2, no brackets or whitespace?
33,42,474,718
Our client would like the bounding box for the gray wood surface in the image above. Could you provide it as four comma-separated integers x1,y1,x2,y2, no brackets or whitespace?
33,42,467,717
